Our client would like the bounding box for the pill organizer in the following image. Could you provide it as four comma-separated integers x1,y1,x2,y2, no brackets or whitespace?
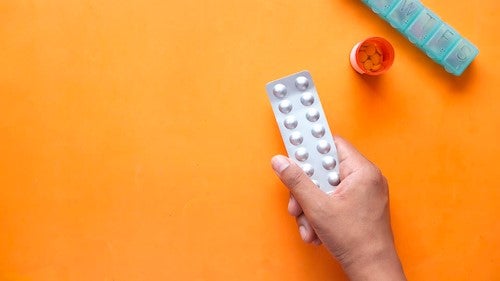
266,71,340,194
361,0,478,76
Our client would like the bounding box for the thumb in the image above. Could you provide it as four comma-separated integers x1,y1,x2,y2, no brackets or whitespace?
271,155,328,216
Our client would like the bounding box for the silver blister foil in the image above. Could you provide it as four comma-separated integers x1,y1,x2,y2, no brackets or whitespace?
266,70,340,194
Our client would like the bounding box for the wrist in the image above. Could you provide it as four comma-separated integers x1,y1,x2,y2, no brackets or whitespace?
341,240,406,281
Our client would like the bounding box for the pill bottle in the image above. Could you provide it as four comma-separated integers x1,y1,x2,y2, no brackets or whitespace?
350,37,395,76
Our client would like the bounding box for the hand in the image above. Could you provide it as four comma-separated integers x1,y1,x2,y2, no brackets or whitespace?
271,136,406,281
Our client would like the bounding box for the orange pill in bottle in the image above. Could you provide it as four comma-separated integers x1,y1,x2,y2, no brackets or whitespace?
350,37,395,76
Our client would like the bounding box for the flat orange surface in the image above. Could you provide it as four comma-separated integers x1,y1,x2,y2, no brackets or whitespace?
1,1,499,280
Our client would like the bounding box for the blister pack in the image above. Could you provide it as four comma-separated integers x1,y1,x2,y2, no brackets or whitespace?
266,71,340,194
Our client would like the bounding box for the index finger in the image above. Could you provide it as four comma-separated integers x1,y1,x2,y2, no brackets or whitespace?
333,136,372,180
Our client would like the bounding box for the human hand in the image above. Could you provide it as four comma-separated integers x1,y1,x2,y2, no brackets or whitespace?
271,136,406,281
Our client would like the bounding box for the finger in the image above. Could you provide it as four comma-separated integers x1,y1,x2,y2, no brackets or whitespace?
312,238,322,246
271,155,328,216
333,136,371,180
288,194,303,217
296,214,318,243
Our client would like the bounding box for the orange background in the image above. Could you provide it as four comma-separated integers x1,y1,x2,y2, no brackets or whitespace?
1,0,499,280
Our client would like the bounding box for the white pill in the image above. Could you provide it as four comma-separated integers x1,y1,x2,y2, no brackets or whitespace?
273,83,287,98
302,163,314,177
278,100,293,114
300,92,315,106
317,140,331,154
311,124,325,138
328,172,340,186
306,108,320,122
322,156,336,170
295,76,309,91
289,131,303,145
295,147,309,162
284,116,298,129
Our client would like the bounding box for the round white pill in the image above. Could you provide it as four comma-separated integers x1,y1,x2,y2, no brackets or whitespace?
328,172,340,186
311,124,325,138
289,131,303,146
300,92,314,106
295,147,309,162
302,163,314,177
284,116,298,129
322,156,336,170
295,76,309,91
306,108,320,122
317,140,331,154
278,100,292,114
273,83,287,98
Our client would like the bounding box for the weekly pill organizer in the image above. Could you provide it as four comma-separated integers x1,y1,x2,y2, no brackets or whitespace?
362,0,478,75
266,71,340,194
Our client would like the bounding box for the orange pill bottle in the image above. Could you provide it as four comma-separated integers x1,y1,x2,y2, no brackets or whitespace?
350,37,395,76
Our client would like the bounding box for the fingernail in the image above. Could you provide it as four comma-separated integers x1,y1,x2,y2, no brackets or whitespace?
287,197,293,213
299,225,307,241
271,155,290,173
312,239,321,245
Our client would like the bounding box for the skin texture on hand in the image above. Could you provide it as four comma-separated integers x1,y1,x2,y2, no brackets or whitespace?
271,136,406,281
